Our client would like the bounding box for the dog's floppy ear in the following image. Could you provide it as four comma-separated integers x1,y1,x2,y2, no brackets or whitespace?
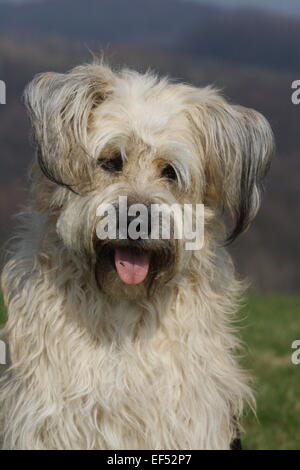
24,63,115,192
188,91,274,242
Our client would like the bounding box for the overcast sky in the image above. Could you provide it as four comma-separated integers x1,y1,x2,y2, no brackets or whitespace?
189,0,300,16
1,0,300,16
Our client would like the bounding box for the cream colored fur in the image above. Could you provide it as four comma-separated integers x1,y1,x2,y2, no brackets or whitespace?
0,61,274,450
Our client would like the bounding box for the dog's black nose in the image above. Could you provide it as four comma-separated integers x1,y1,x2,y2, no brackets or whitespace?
126,207,152,241
116,204,152,241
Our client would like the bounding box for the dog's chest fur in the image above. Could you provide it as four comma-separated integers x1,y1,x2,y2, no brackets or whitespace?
1,235,249,450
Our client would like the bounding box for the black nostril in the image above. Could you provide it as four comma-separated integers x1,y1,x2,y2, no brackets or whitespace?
126,206,152,240
127,214,137,226
115,203,153,240
148,211,152,237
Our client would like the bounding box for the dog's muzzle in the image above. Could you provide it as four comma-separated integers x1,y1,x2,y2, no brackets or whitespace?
94,200,179,288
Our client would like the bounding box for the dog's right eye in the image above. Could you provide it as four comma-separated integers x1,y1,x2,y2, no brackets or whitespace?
97,153,123,173
161,164,177,182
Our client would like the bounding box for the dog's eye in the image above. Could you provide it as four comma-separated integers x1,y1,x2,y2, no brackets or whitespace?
98,153,123,173
161,165,177,182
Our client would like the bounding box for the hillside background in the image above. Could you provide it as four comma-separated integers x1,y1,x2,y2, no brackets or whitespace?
0,0,299,292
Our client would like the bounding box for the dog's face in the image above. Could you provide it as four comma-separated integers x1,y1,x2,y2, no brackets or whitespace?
24,62,274,298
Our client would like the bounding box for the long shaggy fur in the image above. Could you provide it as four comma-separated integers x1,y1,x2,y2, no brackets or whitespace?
0,60,274,450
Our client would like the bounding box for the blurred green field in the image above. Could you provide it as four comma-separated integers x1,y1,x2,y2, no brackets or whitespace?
0,294,300,449
241,295,300,450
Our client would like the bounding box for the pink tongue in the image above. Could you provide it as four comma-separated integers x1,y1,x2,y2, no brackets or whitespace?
114,248,150,285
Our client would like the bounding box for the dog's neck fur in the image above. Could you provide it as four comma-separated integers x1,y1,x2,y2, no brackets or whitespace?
0,211,252,449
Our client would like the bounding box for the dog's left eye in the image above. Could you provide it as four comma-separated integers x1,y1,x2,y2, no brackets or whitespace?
161,165,177,182
98,153,123,173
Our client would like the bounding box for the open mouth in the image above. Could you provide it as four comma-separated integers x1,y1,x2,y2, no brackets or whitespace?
95,240,174,290
114,247,151,285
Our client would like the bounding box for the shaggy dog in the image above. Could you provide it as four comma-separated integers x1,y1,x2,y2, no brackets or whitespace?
0,61,274,450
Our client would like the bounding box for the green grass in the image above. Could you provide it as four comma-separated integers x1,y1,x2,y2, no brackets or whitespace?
241,295,300,450
0,294,299,449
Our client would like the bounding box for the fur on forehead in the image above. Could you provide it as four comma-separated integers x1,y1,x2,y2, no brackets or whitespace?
88,69,215,151
24,60,274,242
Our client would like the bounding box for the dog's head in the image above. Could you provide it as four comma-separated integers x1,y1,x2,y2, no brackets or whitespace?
24,61,274,297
